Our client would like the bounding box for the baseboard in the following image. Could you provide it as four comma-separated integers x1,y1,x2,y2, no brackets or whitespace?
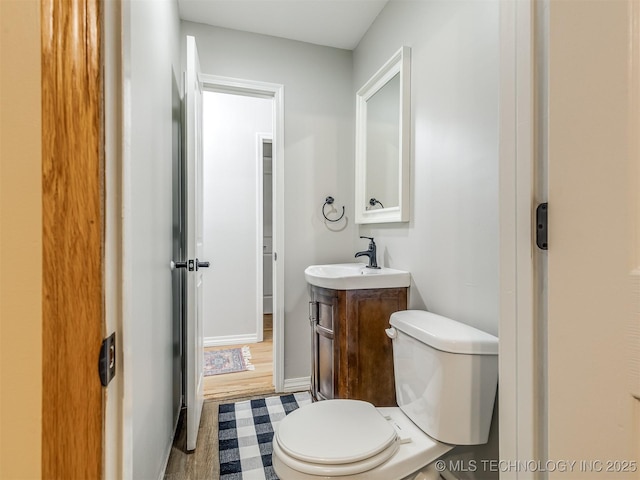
283,376,311,392
263,296,273,314
204,333,258,347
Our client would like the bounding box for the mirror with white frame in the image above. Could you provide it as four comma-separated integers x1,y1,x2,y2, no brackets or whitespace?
355,46,410,224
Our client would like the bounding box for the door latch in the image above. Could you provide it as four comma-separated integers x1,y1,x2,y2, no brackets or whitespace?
171,259,210,271
536,203,548,250
196,259,210,270
99,333,116,387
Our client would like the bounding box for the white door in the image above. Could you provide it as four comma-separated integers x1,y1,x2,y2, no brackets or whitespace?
546,0,639,470
185,35,206,451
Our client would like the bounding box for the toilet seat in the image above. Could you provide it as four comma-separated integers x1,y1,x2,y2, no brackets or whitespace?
273,406,455,480
273,437,399,477
275,400,399,476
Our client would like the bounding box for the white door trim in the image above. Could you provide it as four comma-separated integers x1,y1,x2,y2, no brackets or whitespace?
499,0,537,477
104,0,125,477
120,0,134,476
200,74,285,393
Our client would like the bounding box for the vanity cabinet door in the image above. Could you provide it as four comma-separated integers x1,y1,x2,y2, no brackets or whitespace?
310,287,339,401
309,285,406,405
343,288,406,406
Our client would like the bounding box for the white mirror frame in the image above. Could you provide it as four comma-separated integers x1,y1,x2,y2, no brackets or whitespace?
355,46,411,224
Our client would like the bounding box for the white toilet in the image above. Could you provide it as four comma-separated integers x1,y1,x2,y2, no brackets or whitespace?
272,310,499,480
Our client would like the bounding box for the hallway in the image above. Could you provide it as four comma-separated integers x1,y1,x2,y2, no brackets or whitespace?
204,315,274,401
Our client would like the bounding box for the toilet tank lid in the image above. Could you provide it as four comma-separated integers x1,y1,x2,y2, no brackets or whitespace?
390,310,498,355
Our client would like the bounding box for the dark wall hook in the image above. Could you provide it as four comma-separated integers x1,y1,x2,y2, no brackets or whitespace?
322,196,345,222
369,198,385,209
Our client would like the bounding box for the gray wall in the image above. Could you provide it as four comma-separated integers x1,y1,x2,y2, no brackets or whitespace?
181,22,357,380
126,0,182,478
353,1,500,477
354,0,500,337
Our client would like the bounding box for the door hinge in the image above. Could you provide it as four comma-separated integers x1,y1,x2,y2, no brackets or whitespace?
99,332,116,387
536,203,548,250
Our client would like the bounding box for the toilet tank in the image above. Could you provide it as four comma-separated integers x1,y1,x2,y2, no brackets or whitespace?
388,310,498,445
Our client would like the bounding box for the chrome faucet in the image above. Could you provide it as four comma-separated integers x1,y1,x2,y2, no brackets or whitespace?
355,236,380,269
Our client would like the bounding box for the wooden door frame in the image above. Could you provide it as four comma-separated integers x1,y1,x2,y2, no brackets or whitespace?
41,0,105,477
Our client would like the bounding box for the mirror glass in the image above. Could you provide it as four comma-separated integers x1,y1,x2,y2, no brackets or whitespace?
355,47,410,224
366,73,400,210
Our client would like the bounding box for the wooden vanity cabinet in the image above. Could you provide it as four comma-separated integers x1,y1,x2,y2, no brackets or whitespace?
309,285,407,406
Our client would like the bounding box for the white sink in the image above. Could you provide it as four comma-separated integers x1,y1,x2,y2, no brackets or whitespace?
304,263,411,290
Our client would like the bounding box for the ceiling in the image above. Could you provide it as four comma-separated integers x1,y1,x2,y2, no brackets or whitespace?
177,0,389,50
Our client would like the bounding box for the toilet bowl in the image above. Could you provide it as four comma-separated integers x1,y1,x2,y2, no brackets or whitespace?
272,310,499,480
273,402,453,480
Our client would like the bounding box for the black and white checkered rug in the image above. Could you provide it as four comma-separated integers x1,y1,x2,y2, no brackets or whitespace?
218,392,312,479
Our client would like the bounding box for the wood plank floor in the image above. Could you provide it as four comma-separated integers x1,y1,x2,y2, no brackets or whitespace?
164,316,276,478
204,315,274,401
164,393,270,480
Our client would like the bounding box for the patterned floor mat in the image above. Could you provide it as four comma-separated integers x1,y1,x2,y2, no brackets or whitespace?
204,346,254,376
218,392,312,479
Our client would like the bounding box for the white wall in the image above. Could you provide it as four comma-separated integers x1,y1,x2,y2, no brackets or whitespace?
353,0,500,337
181,22,356,380
125,0,182,478
202,91,272,340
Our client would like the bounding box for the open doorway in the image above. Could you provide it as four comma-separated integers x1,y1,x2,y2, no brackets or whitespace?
198,77,284,400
